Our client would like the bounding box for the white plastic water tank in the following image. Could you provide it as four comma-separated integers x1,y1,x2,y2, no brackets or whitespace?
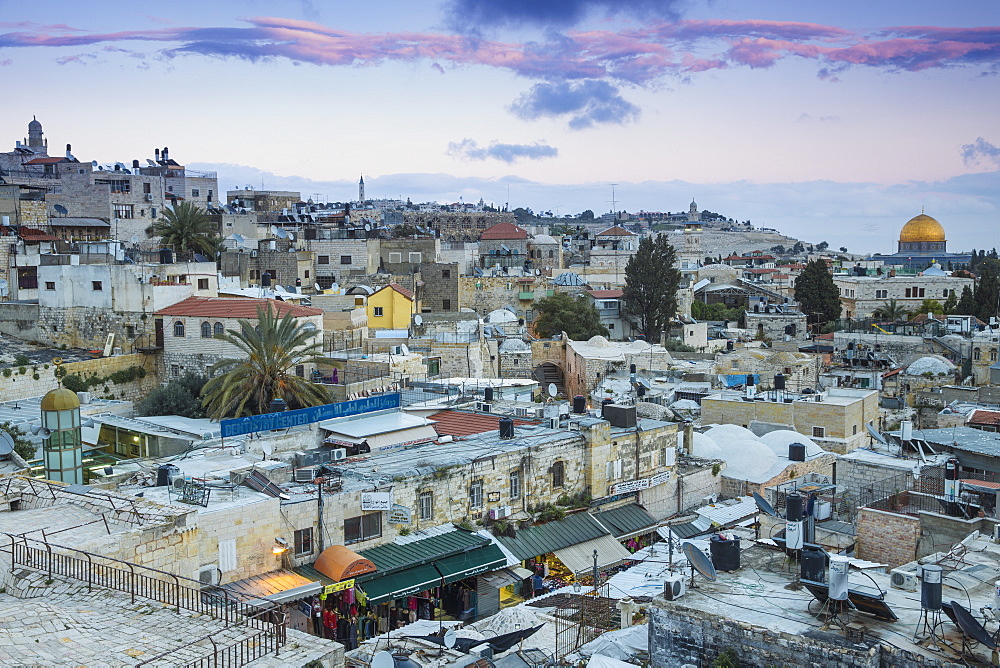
901,420,913,441
814,500,832,520
829,556,850,600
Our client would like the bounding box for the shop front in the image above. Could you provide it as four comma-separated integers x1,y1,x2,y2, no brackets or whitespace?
294,545,378,649
221,570,324,635
591,503,660,554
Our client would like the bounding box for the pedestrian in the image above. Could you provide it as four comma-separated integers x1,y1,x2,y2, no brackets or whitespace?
311,596,323,635
532,572,545,598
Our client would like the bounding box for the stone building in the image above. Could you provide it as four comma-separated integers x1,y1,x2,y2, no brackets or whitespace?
478,222,530,270
833,268,973,319
564,336,673,398
743,302,808,341
872,211,972,271
226,187,301,220
419,262,459,313
402,210,515,241
380,236,439,273
589,225,638,271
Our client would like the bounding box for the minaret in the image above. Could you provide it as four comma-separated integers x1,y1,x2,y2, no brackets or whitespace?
687,198,699,223
26,116,47,153
359,174,365,202
39,372,84,485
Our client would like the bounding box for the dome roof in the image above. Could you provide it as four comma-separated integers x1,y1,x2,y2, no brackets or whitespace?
28,116,42,131
40,387,80,411
704,424,758,444
689,432,722,458
899,214,945,243
759,430,824,458
587,335,610,347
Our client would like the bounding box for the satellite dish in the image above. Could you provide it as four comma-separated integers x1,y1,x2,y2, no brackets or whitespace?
0,432,14,456
682,541,717,583
262,441,274,457
951,601,999,650
53,204,68,216
269,225,279,236
547,383,557,398
752,491,778,518
130,235,139,245
413,314,423,326
364,223,372,232
314,283,322,292
287,232,295,241
91,160,98,167
400,344,410,356
866,422,888,446
443,629,456,649
372,651,395,668
535,269,540,276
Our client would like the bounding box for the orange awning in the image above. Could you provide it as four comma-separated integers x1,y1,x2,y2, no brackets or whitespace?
314,545,376,581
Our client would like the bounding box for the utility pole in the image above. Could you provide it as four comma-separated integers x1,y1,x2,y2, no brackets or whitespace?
316,475,325,553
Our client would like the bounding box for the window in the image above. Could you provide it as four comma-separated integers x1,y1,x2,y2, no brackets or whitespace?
605,459,622,480
549,250,554,258
214,322,224,336
143,182,151,194
294,528,314,556
318,255,330,265
812,426,825,438
208,190,213,202
173,321,185,337
442,269,451,279
340,255,352,265
92,281,103,291
373,306,384,317
408,252,422,263
198,278,209,290
201,322,212,338
943,289,949,298
905,288,911,298
389,252,402,263
660,447,677,467
304,270,310,279
113,203,134,219
974,348,981,361
296,365,304,377
992,350,998,362
171,364,180,378
191,189,200,197
470,480,484,508
853,425,858,435
552,461,565,488
510,470,521,500
344,513,382,544
45,282,55,291
919,288,925,298
419,491,433,520
442,299,451,310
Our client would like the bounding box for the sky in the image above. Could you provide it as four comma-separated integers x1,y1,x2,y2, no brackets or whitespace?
1,0,999,253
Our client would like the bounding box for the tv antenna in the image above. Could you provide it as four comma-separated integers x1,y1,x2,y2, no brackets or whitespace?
609,183,619,215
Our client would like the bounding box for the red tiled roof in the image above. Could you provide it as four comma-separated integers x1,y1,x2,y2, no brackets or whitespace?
23,157,68,165
744,268,778,274
480,222,529,240
596,225,635,236
959,478,1000,489
428,410,537,438
373,282,414,300
18,227,58,241
587,289,623,299
969,410,1000,427
155,296,322,318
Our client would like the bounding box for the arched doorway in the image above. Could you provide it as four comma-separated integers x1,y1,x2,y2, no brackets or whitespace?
532,361,565,396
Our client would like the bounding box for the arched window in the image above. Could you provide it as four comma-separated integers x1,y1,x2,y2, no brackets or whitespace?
992,349,998,362
974,348,981,361
201,322,212,338
214,322,224,336
173,321,185,337
551,461,565,488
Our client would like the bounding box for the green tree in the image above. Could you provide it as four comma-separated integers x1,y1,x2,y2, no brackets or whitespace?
816,241,830,251
975,259,1000,322
511,207,534,223
0,421,35,461
914,299,944,316
622,235,682,340
794,259,842,325
145,201,220,257
579,209,595,220
954,285,976,315
533,293,608,340
201,306,333,419
137,373,208,418
691,300,744,323
943,291,958,315
873,299,909,321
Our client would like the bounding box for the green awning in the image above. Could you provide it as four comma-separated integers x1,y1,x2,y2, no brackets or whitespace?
359,563,441,604
434,544,507,586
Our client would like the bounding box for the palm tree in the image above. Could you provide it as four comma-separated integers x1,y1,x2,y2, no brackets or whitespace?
875,299,909,322
145,201,219,257
201,305,332,419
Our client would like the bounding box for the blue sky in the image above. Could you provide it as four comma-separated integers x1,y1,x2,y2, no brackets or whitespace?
1,0,998,252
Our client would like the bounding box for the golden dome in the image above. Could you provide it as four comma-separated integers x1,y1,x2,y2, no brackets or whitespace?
40,387,80,411
899,214,945,243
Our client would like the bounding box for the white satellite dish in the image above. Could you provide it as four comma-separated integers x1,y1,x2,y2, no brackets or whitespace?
364,222,372,232
269,225,279,237
443,629,457,649
130,235,139,245
261,441,273,457
547,383,558,397
287,232,295,241
0,432,15,456
372,652,395,668
400,344,410,356
413,314,423,326
314,283,322,292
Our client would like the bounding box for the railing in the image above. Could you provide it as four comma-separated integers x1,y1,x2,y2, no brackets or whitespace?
138,621,286,668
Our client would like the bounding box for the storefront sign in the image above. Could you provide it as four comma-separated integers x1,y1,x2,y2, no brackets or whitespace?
220,393,401,437
361,491,393,511
610,471,671,496
324,579,355,594
388,504,412,525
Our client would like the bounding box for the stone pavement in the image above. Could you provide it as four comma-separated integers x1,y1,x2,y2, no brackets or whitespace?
0,569,342,667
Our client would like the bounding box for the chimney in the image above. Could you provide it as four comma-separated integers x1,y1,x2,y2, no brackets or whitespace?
65,143,72,158
162,146,169,161
155,148,160,161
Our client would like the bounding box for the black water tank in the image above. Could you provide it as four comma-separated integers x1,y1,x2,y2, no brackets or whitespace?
636,385,646,398
484,386,494,402
709,534,741,572
726,339,735,352
774,373,786,390
788,442,806,462
745,374,755,387
498,417,514,439
156,463,178,487
159,248,173,264
629,363,636,374
601,398,613,417
572,395,587,414
786,493,804,521
261,272,272,287
921,564,942,610
800,546,827,583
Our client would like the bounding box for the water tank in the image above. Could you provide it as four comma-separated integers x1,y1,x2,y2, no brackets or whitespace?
828,556,850,600
788,443,806,462
745,374,755,387
629,363,636,374
261,272,272,288
800,546,827,583
726,340,734,352
785,520,804,549
921,564,942,610
709,534,741,572
636,385,646,398
484,386,494,402
156,463,179,487
572,395,587,414
498,417,514,439
158,248,173,264
900,420,912,441
774,373,785,390
786,493,804,521
601,398,613,417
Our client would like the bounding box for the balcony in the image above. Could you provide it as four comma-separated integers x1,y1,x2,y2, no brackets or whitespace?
518,291,534,300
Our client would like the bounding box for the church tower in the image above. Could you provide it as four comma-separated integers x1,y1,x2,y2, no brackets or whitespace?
25,116,47,153
359,174,365,203
687,198,699,223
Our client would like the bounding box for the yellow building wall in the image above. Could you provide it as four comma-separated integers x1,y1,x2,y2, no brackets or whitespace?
366,288,413,329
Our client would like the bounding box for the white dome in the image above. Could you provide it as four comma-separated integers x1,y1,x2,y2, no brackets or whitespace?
670,399,701,411
704,424,758,445
716,439,778,480
759,430,824,458
906,355,956,376
588,335,611,347
689,432,722,458
485,308,518,324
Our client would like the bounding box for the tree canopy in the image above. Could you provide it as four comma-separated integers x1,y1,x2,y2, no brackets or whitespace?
533,292,608,340
622,235,682,340
145,202,220,257
954,285,976,316
137,373,208,418
974,259,1000,322
0,421,34,461
874,299,909,321
201,306,333,419
794,259,842,325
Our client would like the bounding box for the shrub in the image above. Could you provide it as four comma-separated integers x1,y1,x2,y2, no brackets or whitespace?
13,354,29,367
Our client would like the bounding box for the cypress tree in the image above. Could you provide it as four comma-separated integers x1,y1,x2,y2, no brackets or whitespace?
623,235,682,340
794,259,842,325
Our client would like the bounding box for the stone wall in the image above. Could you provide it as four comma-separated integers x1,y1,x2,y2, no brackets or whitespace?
419,262,459,312
644,460,724,520
855,507,920,568
0,352,158,403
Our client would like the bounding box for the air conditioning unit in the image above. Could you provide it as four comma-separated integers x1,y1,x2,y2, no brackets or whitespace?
547,417,559,429
663,574,686,600
890,568,918,592
145,193,154,202
294,467,317,482
489,505,512,520
534,408,545,419
515,407,531,418
76,392,92,404
391,346,403,355
198,565,220,586
477,402,492,413
330,448,347,461
993,522,1000,543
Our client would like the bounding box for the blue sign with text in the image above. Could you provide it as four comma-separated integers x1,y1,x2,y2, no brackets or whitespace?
220,393,401,438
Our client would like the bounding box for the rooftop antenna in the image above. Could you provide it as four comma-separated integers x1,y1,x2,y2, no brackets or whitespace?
681,541,717,589
609,183,619,216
